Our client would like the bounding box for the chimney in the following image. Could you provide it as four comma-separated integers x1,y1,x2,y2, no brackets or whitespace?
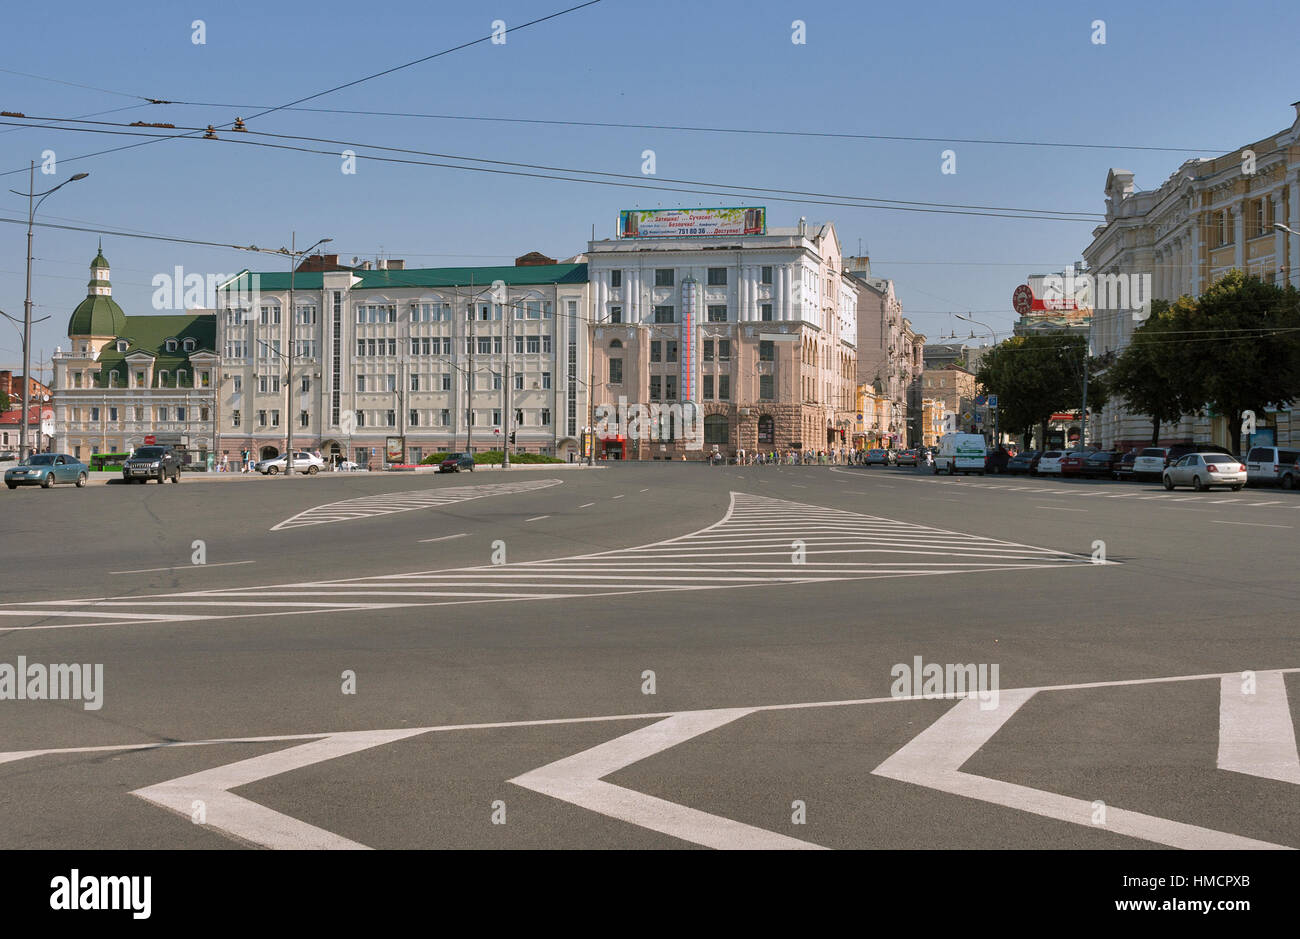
798,217,807,236
376,258,387,270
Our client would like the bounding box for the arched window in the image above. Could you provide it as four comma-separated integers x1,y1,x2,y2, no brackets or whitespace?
116,339,128,352
704,414,729,446
609,339,623,348
165,339,178,352
757,414,775,445
182,338,196,352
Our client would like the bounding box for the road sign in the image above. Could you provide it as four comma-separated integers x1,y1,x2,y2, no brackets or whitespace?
144,435,156,445
962,411,973,423
988,394,999,408
974,413,983,424
975,395,987,407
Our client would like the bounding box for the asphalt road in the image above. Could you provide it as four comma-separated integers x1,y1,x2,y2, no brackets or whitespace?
1,463,1296,849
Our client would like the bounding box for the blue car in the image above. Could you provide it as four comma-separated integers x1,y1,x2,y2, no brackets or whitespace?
5,453,89,489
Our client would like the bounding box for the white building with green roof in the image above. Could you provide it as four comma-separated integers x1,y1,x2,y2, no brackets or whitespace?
216,253,590,465
53,247,219,463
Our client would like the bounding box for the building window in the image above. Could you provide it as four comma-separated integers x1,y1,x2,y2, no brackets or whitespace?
609,358,623,383
761,266,773,285
707,268,727,286
704,414,728,445
664,375,677,400
165,339,178,352
610,306,622,324
357,411,366,427
542,372,551,390
176,406,186,422
200,406,210,422
526,336,541,354
540,408,551,425
703,375,714,399
271,410,280,427
718,375,730,400
703,339,714,361
650,341,661,362
260,305,280,325
759,340,775,362
440,409,450,426
718,340,731,360
232,410,241,427
356,375,366,392
258,410,267,427
300,411,309,428
117,340,128,352
654,305,675,324
134,407,144,422
759,375,774,400
761,303,773,321
611,270,622,288
655,269,674,287
386,410,396,427
441,374,452,391
649,375,662,400
514,373,525,391
666,341,678,363
409,409,419,427
707,304,727,322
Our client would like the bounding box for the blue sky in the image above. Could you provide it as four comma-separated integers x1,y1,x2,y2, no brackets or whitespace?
2,0,1298,371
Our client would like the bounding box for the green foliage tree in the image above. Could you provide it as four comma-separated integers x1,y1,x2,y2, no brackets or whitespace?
976,333,1107,447
0,390,10,413
1107,300,1192,445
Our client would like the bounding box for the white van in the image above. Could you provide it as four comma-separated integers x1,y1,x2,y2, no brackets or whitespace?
1244,446,1300,488
935,433,987,476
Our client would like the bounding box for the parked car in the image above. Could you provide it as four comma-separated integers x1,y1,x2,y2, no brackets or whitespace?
439,452,475,473
1244,446,1300,488
1167,443,1232,464
1131,447,1170,481
1081,450,1123,479
1059,450,1092,477
6,452,89,489
0,450,17,462
122,445,182,484
985,447,1011,474
1113,449,1139,481
256,451,325,475
895,449,918,467
1035,451,1065,476
1006,450,1039,475
1162,452,1246,492
865,448,892,466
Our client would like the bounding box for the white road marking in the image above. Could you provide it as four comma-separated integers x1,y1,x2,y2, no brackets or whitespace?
418,533,469,543
510,710,824,850
525,515,550,522
271,478,562,530
0,493,1102,630
579,502,596,508
110,561,255,575
1035,506,1087,512
612,494,625,499
1218,671,1300,784
1,665,1291,850
132,729,429,849
1212,521,1292,529
873,692,1290,850
639,488,650,492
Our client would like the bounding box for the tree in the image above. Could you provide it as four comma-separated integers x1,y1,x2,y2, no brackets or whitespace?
976,333,1107,447
1173,271,1300,454
0,390,10,413
1106,301,1191,445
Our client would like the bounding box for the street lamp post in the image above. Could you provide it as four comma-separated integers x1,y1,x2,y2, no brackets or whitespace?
9,164,88,460
282,234,331,474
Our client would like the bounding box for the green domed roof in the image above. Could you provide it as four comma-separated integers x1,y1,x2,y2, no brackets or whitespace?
68,294,127,337
91,249,109,270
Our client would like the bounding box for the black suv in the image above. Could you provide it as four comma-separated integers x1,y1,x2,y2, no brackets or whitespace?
122,445,182,483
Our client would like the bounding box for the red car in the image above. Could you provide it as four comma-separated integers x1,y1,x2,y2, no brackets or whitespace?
1059,450,1091,477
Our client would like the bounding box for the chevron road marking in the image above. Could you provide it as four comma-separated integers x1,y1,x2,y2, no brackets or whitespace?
1218,670,1300,784
0,492,1101,631
0,667,1293,850
270,478,563,530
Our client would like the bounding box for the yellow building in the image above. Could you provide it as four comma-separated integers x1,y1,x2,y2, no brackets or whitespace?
854,383,891,448
920,398,946,447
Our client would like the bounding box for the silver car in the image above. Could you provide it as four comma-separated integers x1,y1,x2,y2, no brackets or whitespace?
1161,452,1246,492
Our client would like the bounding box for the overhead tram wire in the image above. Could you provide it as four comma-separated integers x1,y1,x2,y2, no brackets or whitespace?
0,119,1103,222
0,115,1103,218
0,1,606,179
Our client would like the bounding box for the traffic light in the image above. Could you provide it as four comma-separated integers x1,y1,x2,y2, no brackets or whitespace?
509,432,516,444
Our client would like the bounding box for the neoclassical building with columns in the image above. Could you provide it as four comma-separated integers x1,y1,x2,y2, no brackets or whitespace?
1083,101,1300,450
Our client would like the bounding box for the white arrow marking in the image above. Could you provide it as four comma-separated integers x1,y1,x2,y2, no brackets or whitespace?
873,691,1292,850
1218,671,1300,784
131,729,428,849
510,709,825,850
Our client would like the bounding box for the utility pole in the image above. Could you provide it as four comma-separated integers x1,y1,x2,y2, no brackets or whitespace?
502,287,512,469
1080,341,1090,449
466,278,474,454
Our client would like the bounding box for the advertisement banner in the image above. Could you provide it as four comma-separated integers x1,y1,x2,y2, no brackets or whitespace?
385,436,404,463
619,207,766,239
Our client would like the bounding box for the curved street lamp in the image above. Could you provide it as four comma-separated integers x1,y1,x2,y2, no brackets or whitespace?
8,166,89,459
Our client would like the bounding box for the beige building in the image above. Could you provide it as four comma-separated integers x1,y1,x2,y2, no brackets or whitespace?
846,256,924,447
855,383,892,449
585,216,858,458
919,364,978,434
920,397,946,447
1083,101,1300,449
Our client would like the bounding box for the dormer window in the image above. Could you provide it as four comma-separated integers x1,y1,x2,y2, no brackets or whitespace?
116,340,128,353
182,338,196,352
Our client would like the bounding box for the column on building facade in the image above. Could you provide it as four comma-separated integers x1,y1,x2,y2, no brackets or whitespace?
596,276,607,323
775,265,786,320
1272,193,1287,283
1173,237,1184,298
1290,177,1300,287
784,264,794,321
1232,203,1245,270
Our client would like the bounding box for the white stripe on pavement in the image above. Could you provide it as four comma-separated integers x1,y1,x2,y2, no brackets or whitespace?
1218,671,1300,785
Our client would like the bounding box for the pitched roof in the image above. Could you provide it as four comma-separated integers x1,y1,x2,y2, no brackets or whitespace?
91,313,216,387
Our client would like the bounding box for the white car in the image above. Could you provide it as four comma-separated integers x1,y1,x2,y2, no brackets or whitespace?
1131,447,1169,481
1035,451,1064,475
1162,453,1246,492
256,451,325,475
